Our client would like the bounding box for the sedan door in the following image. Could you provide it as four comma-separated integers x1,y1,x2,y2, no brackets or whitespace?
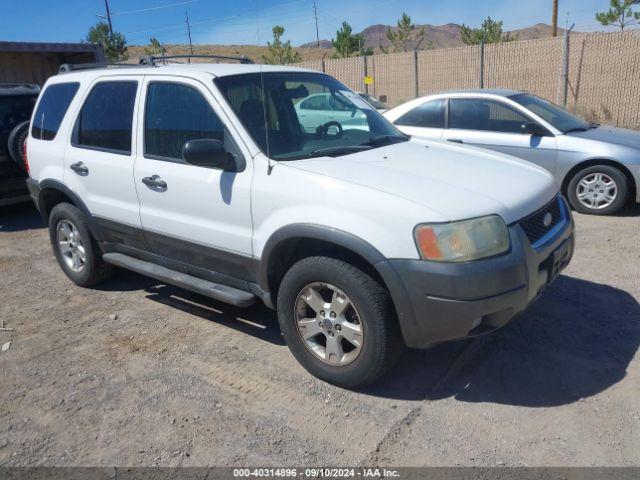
133,76,254,280
392,98,446,141
445,97,558,174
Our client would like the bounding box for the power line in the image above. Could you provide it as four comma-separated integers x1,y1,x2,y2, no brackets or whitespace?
111,0,197,16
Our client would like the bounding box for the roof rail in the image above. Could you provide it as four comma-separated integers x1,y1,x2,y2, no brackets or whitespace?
138,54,254,66
58,63,149,73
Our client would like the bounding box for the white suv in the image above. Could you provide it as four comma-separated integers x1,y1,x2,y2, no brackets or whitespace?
25,60,574,387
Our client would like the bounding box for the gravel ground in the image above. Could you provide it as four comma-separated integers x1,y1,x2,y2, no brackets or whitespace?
0,203,638,467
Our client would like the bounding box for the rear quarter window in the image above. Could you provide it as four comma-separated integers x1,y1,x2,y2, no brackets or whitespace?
31,82,80,141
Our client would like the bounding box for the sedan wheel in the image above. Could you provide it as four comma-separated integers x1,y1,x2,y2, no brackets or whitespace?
576,172,617,210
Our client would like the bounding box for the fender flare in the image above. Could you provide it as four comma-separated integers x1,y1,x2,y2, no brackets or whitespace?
257,224,417,338
37,179,102,239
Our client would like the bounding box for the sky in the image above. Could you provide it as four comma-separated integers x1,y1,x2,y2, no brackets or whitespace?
0,0,624,47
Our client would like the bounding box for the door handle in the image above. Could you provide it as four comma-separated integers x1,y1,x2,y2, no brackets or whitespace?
447,138,464,144
70,161,89,175
141,175,167,190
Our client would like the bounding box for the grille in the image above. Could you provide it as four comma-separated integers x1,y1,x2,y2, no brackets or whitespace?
519,196,564,246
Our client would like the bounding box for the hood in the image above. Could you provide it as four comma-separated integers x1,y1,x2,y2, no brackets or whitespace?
286,139,557,224
567,125,640,149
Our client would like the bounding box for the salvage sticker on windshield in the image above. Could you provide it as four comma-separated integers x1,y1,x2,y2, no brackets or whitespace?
339,90,373,110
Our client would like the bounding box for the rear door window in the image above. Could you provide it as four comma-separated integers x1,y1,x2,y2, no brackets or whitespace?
73,81,137,154
31,82,79,140
396,99,445,128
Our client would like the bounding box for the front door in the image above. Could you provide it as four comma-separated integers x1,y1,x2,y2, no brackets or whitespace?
445,97,558,174
133,76,254,280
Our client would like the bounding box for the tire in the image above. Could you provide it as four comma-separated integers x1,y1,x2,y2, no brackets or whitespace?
277,256,403,388
7,121,29,170
567,164,628,215
48,203,113,287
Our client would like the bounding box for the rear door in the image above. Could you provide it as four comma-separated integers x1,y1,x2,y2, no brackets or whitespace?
133,75,253,278
393,98,446,141
63,76,144,246
445,97,558,173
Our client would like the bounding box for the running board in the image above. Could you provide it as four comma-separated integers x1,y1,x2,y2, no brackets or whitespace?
103,252,256,307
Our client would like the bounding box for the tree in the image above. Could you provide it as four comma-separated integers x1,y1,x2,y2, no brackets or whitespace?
144,37,166,57
595,0,640,31
384,12,426,52
86,21,128,63
460,16,517,45
262,25,300,64
331,21,361,58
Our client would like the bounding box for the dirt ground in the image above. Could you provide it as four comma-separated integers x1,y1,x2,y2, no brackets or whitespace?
0,203,639,467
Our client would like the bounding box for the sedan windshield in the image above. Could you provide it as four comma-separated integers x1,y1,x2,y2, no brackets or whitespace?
510,93,591,133
215,72,406,160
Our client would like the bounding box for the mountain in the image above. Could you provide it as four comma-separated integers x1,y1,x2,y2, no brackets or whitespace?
299,22,566,51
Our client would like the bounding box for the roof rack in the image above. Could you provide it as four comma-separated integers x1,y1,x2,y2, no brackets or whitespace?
138,54,254,66
58,62,148,73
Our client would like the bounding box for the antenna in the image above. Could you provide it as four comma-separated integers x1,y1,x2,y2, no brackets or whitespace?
185,10,194,62
313,1,320,48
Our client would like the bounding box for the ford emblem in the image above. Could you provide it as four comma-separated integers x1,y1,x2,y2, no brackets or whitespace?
543,212,553,227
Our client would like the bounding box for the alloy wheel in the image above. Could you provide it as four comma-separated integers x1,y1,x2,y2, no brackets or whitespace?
57,219,86,272
294,282,364,366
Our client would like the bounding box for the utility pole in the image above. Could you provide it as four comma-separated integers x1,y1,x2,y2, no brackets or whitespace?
313,1,320,48
185,10,194,61
104,0,114,35
552,0,559,37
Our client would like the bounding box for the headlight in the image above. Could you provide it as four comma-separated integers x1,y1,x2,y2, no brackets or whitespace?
414,215,510,262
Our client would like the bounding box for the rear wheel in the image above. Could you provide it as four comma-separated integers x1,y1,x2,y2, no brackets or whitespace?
567,165,628,215
48,203,113,287
277,256,403,388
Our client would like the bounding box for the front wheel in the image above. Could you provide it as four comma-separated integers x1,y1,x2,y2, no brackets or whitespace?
567,165,628,215
277,257,403,388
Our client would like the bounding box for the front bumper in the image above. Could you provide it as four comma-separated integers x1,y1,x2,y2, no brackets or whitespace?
378,199,575,349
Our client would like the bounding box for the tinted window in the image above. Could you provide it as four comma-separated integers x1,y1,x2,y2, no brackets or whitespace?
75,81,137,154
145,82,226,160
31,83,79,140
396,99,445,128
449,98,529,133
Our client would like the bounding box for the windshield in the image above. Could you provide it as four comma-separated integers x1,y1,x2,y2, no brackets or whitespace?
510,93,591,133
215,72,405,160
359,93,386,110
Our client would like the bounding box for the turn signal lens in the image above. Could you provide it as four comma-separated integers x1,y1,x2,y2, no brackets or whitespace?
414,215,510,262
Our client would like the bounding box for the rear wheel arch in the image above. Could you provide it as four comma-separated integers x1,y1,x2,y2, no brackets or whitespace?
38,180,100,238
561,159,636,202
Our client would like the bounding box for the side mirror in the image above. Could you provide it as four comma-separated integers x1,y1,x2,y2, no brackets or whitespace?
520,121,548,137
182,139,243,172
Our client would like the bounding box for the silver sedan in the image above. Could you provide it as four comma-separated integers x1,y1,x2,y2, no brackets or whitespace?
384,89,640,215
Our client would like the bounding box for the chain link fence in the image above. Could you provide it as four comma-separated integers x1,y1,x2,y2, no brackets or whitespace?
297,31,640,130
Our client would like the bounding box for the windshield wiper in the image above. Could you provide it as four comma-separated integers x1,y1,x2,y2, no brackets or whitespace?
307,145,372,158
359,134,409,147
588,122,600,129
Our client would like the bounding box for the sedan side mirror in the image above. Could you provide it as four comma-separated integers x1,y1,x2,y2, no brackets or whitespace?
520,121,548,137
182,139,244,172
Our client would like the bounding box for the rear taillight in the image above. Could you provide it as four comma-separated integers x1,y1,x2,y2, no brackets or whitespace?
23,138,30,174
